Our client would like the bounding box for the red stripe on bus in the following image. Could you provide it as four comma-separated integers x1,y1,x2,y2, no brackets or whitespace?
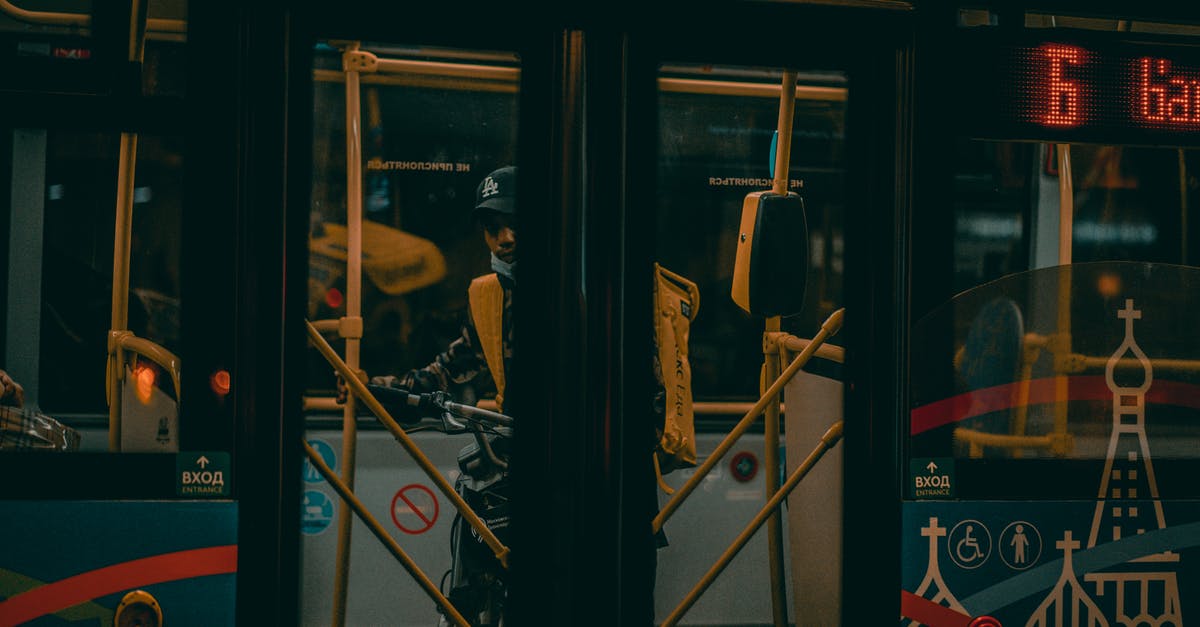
0,544,237,627
899,590,973,627
910,376,1200,435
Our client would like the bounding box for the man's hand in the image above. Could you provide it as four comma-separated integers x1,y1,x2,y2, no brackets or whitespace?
334,369,372,404
0,369,24,408
335,374,349,404
365,379,426,425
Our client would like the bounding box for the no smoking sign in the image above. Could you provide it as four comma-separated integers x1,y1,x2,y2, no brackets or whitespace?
391,484,439,535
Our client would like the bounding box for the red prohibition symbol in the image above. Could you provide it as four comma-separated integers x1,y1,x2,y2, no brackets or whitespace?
969,616,1002,627
390,484,439,535
730,451,758,482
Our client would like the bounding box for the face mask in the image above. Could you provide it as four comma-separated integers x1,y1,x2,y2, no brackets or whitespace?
491,253,516,283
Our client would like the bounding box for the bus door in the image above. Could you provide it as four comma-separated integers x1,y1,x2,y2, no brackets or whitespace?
623,5,911,626
292,9,558,625
903,10,1200,626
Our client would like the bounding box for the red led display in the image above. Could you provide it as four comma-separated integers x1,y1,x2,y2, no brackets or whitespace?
959,32,1200,145
1040,44,1085,127
1137,56,1200,124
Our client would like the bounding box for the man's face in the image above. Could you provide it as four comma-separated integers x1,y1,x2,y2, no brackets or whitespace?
482,211,516,264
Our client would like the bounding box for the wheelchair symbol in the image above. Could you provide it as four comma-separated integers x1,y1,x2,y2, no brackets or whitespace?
948,519,992,569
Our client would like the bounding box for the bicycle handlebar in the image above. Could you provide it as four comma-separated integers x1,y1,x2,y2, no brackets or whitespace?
365,384,514,429
440,398,513,427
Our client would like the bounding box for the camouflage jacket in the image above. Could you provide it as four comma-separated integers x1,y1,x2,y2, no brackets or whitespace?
373,272,513,399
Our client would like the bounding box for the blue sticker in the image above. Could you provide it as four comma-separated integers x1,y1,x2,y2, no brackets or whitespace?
301,490,336,536
769,130,779,179
303,439,337,483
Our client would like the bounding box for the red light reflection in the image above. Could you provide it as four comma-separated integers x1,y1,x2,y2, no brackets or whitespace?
325,287,344,309
211,369,232,397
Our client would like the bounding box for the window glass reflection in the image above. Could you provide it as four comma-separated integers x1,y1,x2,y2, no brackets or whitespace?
652,62,847,626
915,140,1200,469
301,41,520,627
1,130,183,452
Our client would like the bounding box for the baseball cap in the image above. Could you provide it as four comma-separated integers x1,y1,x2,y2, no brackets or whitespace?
473,166,516,217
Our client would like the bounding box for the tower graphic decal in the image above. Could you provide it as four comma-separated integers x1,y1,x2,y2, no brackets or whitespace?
1026,531,1109,627
907,517,968,626
1081,299,1182,626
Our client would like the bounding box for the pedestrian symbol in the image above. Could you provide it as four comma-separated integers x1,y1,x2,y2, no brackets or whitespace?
999,520,1042,570
303,439,337,484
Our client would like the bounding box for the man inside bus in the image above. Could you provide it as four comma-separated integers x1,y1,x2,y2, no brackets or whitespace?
0,369,23,407
347,165,516,626
351,164,664,624
357,164,516,412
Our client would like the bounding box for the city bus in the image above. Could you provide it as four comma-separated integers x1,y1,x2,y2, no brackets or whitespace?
5,2,1200,626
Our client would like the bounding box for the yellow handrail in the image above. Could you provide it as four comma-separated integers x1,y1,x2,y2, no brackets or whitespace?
0,0,185,34
652,307,844,535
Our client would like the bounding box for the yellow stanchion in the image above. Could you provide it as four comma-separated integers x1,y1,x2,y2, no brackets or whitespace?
330,40,367,627
106,3,149,452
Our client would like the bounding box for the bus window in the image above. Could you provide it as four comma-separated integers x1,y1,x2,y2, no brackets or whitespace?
651,61,847,626
307,42,519,398
655,63,846,407
1,1,189,455
916,138,1200,471
0,1,187,97
301,40,520,627
2,129,184,452
901,18,1200,626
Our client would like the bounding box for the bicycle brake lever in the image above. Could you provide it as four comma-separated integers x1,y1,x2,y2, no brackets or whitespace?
440,410,468,433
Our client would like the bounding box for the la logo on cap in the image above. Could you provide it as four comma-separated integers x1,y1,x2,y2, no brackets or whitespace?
481,176,500,198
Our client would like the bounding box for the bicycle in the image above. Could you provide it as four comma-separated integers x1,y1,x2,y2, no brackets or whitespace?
368,384,513,627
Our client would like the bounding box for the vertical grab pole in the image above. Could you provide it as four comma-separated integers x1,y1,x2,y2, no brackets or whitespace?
107,0,148,451
109,134,138,451
772,71,797,198
1054,144,1073,440
763,68,797,627
330,41,365,627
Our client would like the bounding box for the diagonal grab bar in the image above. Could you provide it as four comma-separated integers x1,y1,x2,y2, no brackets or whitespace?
306,319,510,567
661,421,845,627
303,441,470,627
652,308,844,534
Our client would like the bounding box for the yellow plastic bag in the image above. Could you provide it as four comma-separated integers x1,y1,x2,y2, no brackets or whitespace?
653,263,700,473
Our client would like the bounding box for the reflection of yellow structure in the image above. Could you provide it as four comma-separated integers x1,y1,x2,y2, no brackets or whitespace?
954,308,1200,459
310,221,446,297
